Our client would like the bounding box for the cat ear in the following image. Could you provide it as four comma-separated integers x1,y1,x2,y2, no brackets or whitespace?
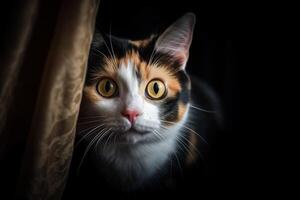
155,13,195,69
91,30,104,49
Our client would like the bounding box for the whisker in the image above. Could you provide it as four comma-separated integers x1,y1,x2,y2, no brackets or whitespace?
77,120,103,125
189,104,216,113
173,152,183,177
160,120,208,145
154,129,195,165
109,24,118,68
112,131,118,145
160,111,178,120
75,124,105,148
77,118,111,125
103,129,114,149
76,124,100,135
148,41,158,65
91,48,110,61
171,133,197,161
153,130,165,141
77,128,108,174
94,128,112,151
78,115,108,119
161,125,206,164
177,133,207,164
174,135,195,158
177,134,200,155
151,53,164,67
77,118,114,126
102,34,118,67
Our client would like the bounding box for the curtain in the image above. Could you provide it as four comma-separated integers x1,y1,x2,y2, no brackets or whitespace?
0,0,100,199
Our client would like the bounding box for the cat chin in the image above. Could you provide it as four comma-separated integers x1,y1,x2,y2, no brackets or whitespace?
123,132,145,144
120,130,158,144
111,122,161,144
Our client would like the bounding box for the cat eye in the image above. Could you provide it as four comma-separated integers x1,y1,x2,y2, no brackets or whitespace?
145,79,167,100
96,78,118,98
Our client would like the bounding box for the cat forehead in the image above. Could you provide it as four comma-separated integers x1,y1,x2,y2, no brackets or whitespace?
88,34,184,81
99,50,173,79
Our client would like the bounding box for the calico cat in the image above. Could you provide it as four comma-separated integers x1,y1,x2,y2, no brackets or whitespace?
65,13,221,196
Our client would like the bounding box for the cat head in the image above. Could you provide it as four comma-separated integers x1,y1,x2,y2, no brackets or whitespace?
79,13,195,145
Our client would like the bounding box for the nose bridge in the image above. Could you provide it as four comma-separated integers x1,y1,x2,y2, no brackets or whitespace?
117,61,143,111
119,73,141,109
124,92,143,111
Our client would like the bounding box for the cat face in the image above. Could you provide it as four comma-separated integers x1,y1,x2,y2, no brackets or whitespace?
79,13,195,145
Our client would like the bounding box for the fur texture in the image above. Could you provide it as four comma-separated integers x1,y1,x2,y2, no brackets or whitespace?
76,13,198,190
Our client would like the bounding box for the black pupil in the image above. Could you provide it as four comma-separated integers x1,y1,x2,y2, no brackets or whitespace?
105,81,112,92
153,82,159,94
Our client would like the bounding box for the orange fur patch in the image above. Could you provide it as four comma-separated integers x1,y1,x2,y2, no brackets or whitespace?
138,61,150,80
129,35,156,48
177,102,187,121
186,132,198,165
83,86,102,102
163,102,188,127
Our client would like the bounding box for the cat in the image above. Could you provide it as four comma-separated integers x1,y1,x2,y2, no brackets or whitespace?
65,13,221,196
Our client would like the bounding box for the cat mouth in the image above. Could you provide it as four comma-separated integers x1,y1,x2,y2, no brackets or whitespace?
127,127,151,135
118,128,156,144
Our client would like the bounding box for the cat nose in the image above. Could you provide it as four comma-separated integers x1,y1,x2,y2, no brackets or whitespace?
121,109,141,124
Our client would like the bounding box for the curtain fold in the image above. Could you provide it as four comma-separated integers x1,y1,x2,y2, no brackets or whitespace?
0,0,39,149
0,0,100,199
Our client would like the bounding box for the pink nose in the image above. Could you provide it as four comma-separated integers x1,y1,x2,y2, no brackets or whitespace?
121,109,141,124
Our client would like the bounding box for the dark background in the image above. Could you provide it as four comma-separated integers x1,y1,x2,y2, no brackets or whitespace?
96,0,240,191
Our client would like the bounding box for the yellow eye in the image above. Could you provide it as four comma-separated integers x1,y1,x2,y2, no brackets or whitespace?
96,78,118,98
146,79,167,100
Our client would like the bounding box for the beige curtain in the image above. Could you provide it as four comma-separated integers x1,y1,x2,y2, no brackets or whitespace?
0,0,100,199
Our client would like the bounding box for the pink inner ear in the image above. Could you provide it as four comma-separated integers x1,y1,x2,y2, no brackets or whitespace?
154,13,195,69
173,51,189,68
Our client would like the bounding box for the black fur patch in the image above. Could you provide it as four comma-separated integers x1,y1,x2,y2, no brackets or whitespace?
161,95,179,121
175,70,190,104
